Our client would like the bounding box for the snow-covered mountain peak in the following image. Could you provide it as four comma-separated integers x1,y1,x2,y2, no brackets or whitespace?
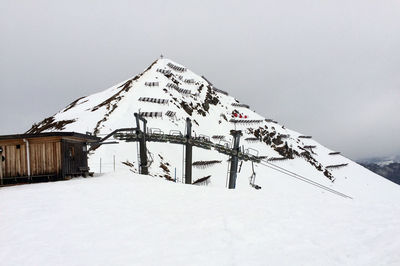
26,57,399,197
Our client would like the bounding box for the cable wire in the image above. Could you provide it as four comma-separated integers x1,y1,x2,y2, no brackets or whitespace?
259,160,353,199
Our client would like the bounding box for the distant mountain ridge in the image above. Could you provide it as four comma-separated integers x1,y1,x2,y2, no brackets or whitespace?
359,155,400,185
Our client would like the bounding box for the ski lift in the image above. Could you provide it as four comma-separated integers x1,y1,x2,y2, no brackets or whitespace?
198,134,210,142
249,161,261,190
219,139,231,149
245,148,259,157
169,130,183,136
150,128,163,135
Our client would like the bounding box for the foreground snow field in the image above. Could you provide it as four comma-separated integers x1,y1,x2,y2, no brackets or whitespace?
1,169,400,266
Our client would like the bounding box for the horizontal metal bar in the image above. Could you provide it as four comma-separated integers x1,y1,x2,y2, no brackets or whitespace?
90,141,119,145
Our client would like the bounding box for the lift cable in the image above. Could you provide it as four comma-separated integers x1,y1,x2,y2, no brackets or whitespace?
259,160,353,199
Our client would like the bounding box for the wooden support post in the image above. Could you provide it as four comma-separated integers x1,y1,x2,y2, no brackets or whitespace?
228,130,242,189
185,117,193,184
134,113,149,175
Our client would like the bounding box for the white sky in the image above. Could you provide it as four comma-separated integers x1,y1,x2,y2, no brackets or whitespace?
0,0,399,160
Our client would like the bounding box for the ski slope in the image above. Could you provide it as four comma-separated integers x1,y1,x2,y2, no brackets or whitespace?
2,57,400,265
1,170,400,266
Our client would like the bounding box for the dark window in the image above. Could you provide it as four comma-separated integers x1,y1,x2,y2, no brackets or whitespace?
16,144,21,149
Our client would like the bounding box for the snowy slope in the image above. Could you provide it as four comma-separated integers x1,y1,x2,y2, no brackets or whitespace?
2,58,400,266
1,171,400,266
26,58,398,200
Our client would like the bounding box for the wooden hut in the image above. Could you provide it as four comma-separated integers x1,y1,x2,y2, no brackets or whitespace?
0,132,99,186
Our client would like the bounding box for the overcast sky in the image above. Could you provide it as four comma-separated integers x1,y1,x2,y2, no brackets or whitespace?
1,0,399,160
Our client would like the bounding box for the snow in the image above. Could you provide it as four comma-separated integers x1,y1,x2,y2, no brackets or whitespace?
4,57,400,265
1,170,400,266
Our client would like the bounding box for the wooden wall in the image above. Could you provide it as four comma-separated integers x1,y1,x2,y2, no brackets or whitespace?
30,142,62,176
1,143,28,177
0,136,90,185
0,138,62,179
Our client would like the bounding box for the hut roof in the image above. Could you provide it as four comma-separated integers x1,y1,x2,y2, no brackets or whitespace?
0,132,100,142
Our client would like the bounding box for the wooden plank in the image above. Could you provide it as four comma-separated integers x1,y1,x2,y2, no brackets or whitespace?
56,142,61,176
38,143,43,175
39,143,45,175
6,146,16,177
46,142,52,174
42,143,46,175
35,143,40,175
61,140,65,178
53,142,58,174
0,137,61,146
4,146,8,177
29,143,35,176
37,143,42,175
16,145,21,176
11,145,16,177
0,146,3,185
5,146,9,177
20,144,27,177
31,143,38,176
46,142,55,174
0,139,25,146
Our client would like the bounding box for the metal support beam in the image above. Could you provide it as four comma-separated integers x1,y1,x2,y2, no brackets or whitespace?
89,141,119,146
89,127,136,151
134,113,149,175
228,130,242,189
185,117,193,184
